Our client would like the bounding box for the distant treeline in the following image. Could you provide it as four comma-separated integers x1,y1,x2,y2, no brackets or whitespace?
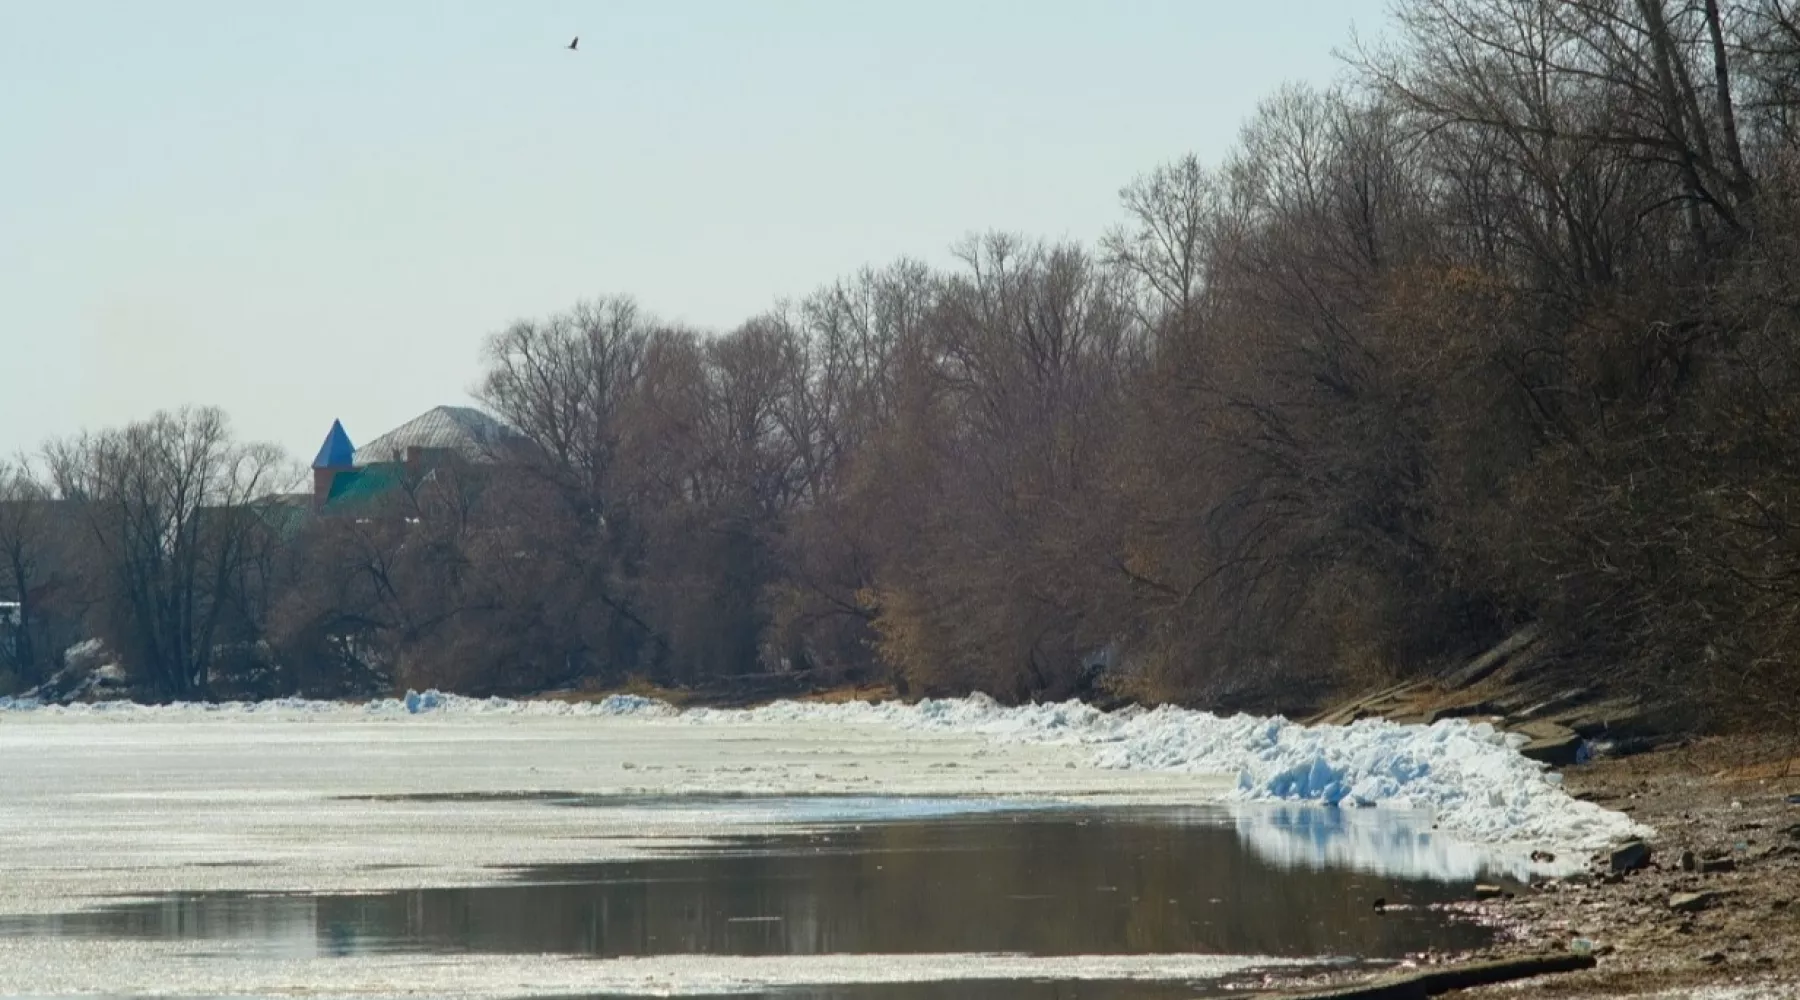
6,0,1800,732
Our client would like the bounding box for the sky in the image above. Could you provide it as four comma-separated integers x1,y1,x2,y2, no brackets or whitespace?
0,1,1391,463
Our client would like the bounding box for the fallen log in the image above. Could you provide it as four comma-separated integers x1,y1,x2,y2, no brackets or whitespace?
1261,952,1596,999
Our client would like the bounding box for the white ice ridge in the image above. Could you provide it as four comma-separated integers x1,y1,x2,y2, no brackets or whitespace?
695,696,1652,865
0,689,1650,864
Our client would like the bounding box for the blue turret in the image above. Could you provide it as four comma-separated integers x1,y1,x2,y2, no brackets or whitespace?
311,420,356,509
313,419,355,469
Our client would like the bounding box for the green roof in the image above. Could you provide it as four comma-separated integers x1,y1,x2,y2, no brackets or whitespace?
322,463,407,514
254,496,315,541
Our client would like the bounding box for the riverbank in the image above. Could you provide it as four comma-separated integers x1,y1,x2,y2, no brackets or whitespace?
1261,736,1800,998
1464,736,1800,997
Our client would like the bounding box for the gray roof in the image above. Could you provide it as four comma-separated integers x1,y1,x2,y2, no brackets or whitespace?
354,406,516,466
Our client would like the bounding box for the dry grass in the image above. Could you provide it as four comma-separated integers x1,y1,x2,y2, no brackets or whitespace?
794,683,898,704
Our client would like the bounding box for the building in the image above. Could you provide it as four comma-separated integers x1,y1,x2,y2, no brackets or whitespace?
310,406,521,513
0,601,19,662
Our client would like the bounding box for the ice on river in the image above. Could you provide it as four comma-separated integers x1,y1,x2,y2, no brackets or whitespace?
0,940,1304,998
0,691,1645,997
412,689,1647,860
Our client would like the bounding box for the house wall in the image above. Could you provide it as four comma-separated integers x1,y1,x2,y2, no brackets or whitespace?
312,467,340,511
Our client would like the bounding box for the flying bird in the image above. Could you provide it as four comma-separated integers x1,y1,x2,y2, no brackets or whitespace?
567,36,579,51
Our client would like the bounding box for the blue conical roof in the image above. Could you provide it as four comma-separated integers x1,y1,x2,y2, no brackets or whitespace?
312,420,356,469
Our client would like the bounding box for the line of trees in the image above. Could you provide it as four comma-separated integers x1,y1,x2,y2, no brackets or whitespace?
5,0,1800,731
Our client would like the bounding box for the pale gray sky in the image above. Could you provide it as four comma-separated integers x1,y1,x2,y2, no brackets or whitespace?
0,1,1390,461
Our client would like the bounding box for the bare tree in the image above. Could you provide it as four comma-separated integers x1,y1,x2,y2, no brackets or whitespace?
45,408,290,699
1103,154,1225,330
478,295,651,519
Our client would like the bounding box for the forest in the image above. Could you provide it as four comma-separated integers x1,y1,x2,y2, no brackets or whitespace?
5,0,1800,734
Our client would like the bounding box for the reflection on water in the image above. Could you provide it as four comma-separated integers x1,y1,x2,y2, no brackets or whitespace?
0,805,1495,965
348,792,1523,882
1233,804,1527,881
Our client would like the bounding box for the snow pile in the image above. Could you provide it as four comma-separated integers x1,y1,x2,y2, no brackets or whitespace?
1087,707,1642,856
368,690,676,718
7,639,129,706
